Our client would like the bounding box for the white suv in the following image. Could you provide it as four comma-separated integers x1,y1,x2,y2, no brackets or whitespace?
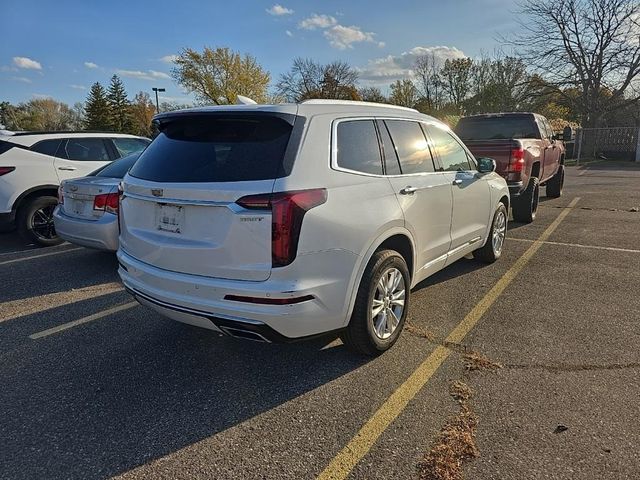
117,100,509,355
0,131,149,245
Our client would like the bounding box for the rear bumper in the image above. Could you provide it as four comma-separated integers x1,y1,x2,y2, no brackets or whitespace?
53,206,119,251
117,247,360,340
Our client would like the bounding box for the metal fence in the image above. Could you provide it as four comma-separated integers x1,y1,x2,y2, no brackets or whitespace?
574,126,640,163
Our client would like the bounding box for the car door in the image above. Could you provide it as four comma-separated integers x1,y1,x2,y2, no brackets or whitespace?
380,119,453,280
424,124,491,261
53,138,114,182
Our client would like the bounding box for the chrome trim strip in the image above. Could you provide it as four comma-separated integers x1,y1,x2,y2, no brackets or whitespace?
123,191,231,207
419,236,483,272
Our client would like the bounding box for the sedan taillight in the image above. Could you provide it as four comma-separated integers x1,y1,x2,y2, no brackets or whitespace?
94,192,120,214
0,167,15,176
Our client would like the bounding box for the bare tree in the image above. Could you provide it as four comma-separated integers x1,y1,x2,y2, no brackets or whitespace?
508,0,640,127
276,58,360,102
440,58,473,108
414,53,444,110
358,86,387,103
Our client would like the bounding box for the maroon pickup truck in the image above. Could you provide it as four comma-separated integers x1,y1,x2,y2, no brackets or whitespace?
455,113,565,223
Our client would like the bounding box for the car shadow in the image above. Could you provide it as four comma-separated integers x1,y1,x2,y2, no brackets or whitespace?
412,256,487,293
2,319,368,479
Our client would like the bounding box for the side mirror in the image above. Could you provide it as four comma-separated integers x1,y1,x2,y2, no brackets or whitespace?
477,157,496,174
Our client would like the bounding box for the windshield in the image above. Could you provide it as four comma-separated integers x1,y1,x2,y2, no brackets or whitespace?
455,116,540,140
91,153,140,178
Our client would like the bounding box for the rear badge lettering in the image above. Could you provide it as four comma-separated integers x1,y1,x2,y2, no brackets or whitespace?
240,217,264,222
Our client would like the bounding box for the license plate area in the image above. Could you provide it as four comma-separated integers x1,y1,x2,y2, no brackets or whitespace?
156,204,184,233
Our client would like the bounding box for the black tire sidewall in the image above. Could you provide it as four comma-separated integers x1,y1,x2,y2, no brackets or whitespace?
18,196,62,246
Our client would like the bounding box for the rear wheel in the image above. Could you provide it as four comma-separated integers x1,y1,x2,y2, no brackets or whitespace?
473,203,508,263
341,250,410,356
512,177,539,223
17,196,63,246
546,164,564,198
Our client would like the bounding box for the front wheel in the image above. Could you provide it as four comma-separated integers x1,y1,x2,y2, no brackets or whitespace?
473,203,508,263
17,196,64,247
341,250,410,356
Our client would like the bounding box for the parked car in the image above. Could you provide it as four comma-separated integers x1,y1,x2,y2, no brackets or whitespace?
117,100,509,355
455,112,565,223
0,131,150,245
53,153,140,251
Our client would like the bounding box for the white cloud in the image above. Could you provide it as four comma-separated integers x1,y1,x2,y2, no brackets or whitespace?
116,69,170,81
378,42,386,48
11,76,32,83
286,30,293,37
358,46,466,86
69,84,86,90
160,54,178,64
13,57,42,70
84,61,99,69
299,14,337,30
324,25,377,50
267,4,293,16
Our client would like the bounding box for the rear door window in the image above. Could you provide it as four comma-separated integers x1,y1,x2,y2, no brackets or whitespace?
112,137,150,157
129,116,293,183
60,138,111,161
335,120,383,175
426,126,473,172
384,120,435,174
376,120,401,175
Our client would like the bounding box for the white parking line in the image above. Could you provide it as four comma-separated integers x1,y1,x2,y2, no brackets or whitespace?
0,282,124,323
29,301,138,339
508,237,640,254
0,247,83,266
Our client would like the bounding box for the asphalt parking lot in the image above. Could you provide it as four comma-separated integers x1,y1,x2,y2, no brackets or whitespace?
1,162,639,480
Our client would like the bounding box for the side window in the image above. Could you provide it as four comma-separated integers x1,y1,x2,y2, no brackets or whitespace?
63,138,111,161
376,120,401,175
336,120,383,175
112,138,150,157
384,120,435,174
30,139,62,157
426,126,473,172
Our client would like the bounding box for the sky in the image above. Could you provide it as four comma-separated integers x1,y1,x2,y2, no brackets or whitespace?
0,0,519,106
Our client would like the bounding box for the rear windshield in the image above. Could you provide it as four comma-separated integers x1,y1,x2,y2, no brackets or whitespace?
455,116,540,140
92,153,140,178
129,116,293,183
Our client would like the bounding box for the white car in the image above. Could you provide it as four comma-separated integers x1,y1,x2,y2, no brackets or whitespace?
118,100,509,355
0,131,149,245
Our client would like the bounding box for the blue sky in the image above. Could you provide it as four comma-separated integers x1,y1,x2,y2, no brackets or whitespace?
1,0,518,106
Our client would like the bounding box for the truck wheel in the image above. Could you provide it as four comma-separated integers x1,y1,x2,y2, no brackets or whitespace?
546,165,564,198
473,203,508,263
512,177,539,223
17,196,64,247
341,250,410,356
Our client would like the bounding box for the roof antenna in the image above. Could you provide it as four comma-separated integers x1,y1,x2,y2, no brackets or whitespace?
236,95,257,105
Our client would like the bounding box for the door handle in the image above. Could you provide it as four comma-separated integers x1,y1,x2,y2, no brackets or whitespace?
452,179,463,185
399,186,417,195
58,166,77,171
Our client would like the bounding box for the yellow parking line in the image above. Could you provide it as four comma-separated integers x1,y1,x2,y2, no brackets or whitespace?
0,247,83,266
317,197,581,480
0,282,124,323
29,301,138,339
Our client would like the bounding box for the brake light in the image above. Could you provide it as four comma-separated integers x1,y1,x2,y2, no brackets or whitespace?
93,192,120,214
0,167,15,176
57,185,64,204
236,189,328,267
509,148,525,173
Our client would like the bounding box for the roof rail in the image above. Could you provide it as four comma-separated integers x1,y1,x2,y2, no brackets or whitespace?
9,130,130,136
300,99,418,113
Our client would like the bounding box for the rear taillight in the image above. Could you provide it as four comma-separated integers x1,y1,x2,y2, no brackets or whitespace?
0,167,15,176
236,189,328,268
57,185,64,204
509,147,525,173
93,192,120,214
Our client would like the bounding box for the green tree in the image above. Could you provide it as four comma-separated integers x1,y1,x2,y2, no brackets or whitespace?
107,74,132,133
84,82,111,131
440,58,473,109
172,47,270,105
358,87,387,104
129,92,156,137
389,79,418,108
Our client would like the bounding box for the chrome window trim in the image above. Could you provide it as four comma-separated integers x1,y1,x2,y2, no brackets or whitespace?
330,116,447,179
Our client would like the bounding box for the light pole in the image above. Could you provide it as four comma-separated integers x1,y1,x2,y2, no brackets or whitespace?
152,87,165,114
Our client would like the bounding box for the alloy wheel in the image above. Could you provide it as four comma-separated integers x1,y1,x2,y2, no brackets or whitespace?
371,267,406,339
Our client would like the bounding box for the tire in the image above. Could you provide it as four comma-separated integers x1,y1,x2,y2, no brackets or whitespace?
546,164,564,198
17,196,64,247
341,250,410,356
473,203,508,263
512,177,539,223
